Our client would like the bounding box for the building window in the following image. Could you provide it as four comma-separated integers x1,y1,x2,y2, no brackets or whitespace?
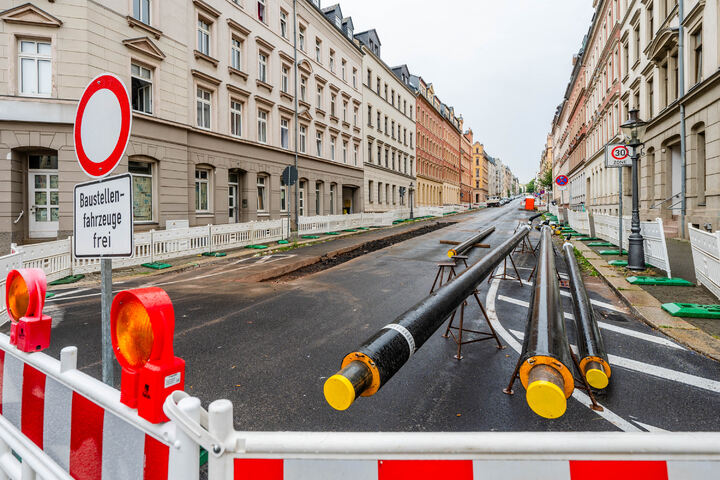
300,76,307,101
697,130,707,204
367,142,372,163
299,180,305,215
329,50,335,72
377,182,382,203
129,160,153,222
255,110,269,144
367,68,372,86
330,94,336,117
280,118,289,149
315,38,322,62
195,168,210,212
343,101,348,122
258,53,267,83
230,100,242,137
647,79,654,117
257,0,266,23
18,40,51,96
353,107,358,126
330,184,336,214
257,175,267,212
281,65,289,93
299,26,306,51
341,59,346,80
693,29,703,84
353,144,358,166
280,179,288,212
299,125,307,153
368,180,374,203
133,0,150,24
231,38,242,70
131,63,152,114
280,11,288,38
352,68,357,88
196,87,211,129
315,182,322,215
367,105,372,126
647,3,654,42
331,136,336,160
342,141,347,163
197,19,210,55
316,131,323,156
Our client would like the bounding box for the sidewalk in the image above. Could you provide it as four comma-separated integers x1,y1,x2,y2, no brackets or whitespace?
49,211,475,290
571,237,720,363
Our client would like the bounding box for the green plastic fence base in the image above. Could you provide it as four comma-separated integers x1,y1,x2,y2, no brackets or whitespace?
608,260,653,268
662,302,720,318
202,252,227,257
301,235,320,239
48,274,85,286
599,249,628,255
568,233,585,236
626,276,693,286
200,447,208,467
342,229,358,232
588,242,615,247
578,237,601,241
246,245,269,249
142,262,171,270
357,227,370,230
277,240,289,244
45,292,55,299
325,232,341,235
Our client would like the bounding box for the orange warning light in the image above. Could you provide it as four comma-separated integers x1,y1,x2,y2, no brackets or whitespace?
111,287,185,424
5,269,52,352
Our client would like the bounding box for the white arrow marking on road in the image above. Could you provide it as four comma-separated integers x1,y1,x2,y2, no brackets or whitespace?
507,329,718,393
486,270,642,432
498,295,684,350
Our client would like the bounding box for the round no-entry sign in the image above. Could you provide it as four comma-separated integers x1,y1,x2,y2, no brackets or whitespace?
73,73,132,178
555,175,569,186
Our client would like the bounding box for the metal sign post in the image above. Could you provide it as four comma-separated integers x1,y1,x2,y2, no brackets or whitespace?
605,144,631,256
73,73,133,386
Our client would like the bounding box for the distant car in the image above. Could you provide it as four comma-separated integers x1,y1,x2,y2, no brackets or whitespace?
487,196,501,207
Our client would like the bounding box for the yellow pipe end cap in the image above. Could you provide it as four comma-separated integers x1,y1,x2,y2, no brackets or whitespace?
447,250,456,258
324,374,355,411
586,368,609,389
526,380,567,419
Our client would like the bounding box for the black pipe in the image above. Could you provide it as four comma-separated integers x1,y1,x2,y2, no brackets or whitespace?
447,226,495,258
324,225,530,410
518,226,574,419
529,212,544,222
562,242,611,389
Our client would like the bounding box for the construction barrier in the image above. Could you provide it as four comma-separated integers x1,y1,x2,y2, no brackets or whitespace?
689,224,720,299
588,214,672,277
566,209,591,236
162,392,720,480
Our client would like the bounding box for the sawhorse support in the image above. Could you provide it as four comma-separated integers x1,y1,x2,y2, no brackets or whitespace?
430,261,458,294
487,254,524,287
441,289,504,359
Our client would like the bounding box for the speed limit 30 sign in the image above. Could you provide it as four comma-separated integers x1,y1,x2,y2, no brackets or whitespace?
605,144,632,167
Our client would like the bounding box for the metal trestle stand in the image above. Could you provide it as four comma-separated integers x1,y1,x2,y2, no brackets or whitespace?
441,288,504,360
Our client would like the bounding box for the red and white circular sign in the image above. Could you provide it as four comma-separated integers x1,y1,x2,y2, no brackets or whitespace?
611,145,629,160
73,73,132,178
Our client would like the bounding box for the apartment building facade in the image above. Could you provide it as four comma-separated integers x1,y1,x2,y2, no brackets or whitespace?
412,77,444,205
460,129,473,204
440,106,462,205
355,35,416,212
0,0,365,246
472,142,488,203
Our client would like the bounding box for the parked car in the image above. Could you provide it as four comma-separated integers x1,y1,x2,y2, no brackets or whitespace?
487,196,501,207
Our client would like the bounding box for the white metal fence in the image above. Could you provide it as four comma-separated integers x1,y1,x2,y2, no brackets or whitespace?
588,214,672,277
549,205,560,218
689,224,720,299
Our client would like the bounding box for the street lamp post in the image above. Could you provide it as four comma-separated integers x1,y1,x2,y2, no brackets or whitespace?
409,182,415,219
620,109,648,271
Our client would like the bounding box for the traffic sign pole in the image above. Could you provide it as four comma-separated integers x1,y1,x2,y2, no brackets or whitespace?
619,169,623,257
74,73,133,386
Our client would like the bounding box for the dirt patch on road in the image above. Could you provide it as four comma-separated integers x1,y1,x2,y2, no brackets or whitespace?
265,222,454,282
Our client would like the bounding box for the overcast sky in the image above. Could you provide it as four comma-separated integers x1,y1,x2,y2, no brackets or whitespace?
338,0,595,184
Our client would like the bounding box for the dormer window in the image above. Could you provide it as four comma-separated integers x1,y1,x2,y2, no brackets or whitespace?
334,17,341,28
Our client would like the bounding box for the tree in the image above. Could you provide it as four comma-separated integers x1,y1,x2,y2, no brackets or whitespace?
540,168,553,188
526,179,536,193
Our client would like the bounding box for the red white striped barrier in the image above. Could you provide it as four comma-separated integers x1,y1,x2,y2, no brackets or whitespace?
0,333,198,480
231,458,718,479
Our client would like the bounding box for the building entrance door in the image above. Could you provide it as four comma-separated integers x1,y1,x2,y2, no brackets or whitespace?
671,146,681,215
28,154,59,239
228,172,239,223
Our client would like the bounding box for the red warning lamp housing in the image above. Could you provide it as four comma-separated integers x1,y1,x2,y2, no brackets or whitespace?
111,287,185,424
5,269,52,352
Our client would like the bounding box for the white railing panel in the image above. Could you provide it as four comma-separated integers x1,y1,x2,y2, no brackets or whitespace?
17,238,72,281
689,225,720,299
0,253,22,322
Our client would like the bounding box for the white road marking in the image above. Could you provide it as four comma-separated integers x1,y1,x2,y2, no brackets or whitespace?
49,288,91,299
497,295,684,350
633,420,670,433
508,330,717,393
559,290,623,313
486,269,641,432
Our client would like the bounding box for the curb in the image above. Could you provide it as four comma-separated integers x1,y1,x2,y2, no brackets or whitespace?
572,239,720,363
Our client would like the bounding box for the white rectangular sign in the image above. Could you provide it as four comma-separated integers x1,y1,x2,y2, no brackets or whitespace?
74,173,133,258
605,143,632,167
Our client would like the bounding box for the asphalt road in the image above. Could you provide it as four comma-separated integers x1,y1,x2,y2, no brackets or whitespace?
35,200,720,432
